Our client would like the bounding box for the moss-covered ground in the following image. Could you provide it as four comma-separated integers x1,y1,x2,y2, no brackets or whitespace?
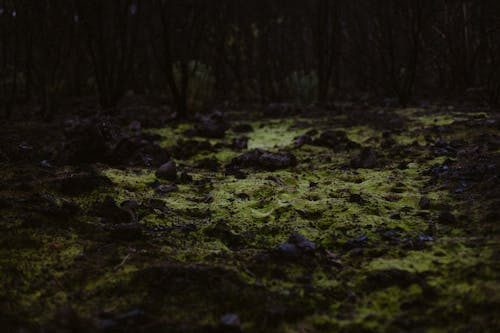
1,106,499,332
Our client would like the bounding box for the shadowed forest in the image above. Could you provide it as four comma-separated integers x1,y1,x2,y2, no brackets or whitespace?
1,1,500,332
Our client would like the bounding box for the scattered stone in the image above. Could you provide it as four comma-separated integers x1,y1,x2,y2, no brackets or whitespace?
156,161,177,180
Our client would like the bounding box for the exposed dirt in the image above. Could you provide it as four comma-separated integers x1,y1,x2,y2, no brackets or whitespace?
1,105,499,332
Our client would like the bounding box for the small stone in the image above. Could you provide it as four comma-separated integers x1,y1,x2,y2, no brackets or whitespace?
156,161,177,180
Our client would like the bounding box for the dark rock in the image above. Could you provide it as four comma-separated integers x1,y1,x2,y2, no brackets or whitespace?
259,152,297,170
110,137,169,167
350,147,378,169
312,130,360,151
197,157,220,171
193,111,229,138
227,149,297,171
294,129,318,147
155,184,179,194
438,210,456,224
93,196,133,224
275,233,316,258
172,139,213,159
156,161,177,180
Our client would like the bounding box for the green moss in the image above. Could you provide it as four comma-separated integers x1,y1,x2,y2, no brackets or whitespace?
2,108,499,331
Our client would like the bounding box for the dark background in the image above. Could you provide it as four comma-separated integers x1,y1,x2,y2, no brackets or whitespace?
1,0,499,118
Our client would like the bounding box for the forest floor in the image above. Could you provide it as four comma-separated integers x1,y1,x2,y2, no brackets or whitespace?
1,103,499,332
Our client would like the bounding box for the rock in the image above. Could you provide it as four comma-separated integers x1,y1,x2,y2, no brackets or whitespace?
110,136,169,167
350,147,378,169
227,149,297,171
259,153,296,171
438,210,456,224
155,184,179,194
275,233,316,258
156,161,177,180
172,140,213,159
193,111,229,138
197,157,220,171
312,130,360,151
93,196,133,224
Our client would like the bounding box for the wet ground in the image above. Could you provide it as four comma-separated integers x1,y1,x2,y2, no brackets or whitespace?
1,105,499,332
